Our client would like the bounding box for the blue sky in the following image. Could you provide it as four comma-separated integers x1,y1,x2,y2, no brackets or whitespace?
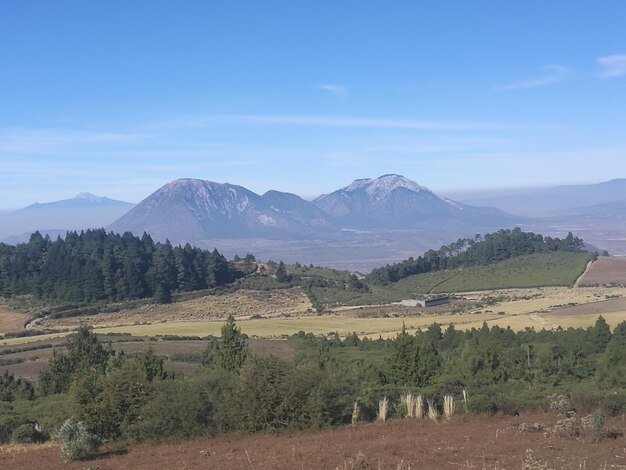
1,1,625,209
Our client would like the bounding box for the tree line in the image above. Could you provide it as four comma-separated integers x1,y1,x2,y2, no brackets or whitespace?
366,227,586,285
0,229,244,304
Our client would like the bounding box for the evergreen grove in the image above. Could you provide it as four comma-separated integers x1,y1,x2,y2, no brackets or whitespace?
0,229,243,304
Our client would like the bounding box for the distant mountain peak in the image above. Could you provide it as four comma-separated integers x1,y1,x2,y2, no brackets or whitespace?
75,192,105,201
344,174,429,195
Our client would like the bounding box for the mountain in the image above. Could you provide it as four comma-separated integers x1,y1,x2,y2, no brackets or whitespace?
312,174,519,230
559,199,626,222
452,179,626,217
0,193,135,242
108,178,333,242
20,192,132,211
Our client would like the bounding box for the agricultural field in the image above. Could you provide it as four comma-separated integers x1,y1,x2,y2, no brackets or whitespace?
3,410,626,469
3,286,626,348
0,300,30,335
578,256,626,286
391,252,592,295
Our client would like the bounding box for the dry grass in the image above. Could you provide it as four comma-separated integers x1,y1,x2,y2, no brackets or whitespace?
377,397,389,423
400,393,416,419
415,395,424,419
443,395,455,419
427,400,438,422
4,411,626,470
351,402,360,427
0,301,31,335
4,286,626,346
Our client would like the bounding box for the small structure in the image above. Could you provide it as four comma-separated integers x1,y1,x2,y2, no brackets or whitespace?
401,296,450,308
419,296,450,308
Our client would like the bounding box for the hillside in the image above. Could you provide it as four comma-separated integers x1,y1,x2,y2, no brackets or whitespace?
391,251,593,294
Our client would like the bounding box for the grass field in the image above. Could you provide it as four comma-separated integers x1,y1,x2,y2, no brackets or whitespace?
391,252,592,295
301,252,593,307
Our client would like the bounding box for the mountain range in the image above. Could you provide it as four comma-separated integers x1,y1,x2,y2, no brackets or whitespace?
108,175,521,243
452,179,626,217
2,176,625,270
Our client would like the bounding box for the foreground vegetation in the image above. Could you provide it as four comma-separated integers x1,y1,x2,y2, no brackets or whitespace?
2,314,626,460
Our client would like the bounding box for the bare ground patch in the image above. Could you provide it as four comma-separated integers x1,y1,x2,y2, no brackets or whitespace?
578,256,626,286
0,300,31,335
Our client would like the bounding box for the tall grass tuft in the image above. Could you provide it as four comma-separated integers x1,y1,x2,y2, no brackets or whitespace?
427,399,438,422
351,401,360,427
415,394,424,419
443,394,455,419
377,396,389,422
400,393,416,418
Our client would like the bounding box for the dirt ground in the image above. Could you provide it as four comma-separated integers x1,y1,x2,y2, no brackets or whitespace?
2,411,626,469
578,257,626,286
0,301,31,335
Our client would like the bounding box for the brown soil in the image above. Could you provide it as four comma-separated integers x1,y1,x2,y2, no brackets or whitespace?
544,296,626,317
578,257,626,286
2,411,625,469
0,302,31,335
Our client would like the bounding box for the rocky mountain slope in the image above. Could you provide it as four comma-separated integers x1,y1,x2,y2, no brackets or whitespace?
108,178,333,242
312,174,517,229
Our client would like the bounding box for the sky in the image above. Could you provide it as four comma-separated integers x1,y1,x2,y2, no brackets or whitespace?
1,1,625,210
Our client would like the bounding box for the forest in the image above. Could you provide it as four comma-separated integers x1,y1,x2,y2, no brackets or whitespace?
0,229,245,304
366,227,586,285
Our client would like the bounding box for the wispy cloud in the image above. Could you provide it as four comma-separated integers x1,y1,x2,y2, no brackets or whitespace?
314,83,348,97
497,65,570,90
597,54,626,78
199,114,512,131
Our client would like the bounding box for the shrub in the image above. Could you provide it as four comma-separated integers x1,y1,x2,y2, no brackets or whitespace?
11,422,47,443
56,419,100,461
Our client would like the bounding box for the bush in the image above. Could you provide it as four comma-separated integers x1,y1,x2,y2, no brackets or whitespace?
11,422,47,443
56,419,100,461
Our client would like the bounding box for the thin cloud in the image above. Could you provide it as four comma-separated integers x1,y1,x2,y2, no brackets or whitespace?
597,54,626,78
314,83,348,97
203,114,512,131
497,65,570,90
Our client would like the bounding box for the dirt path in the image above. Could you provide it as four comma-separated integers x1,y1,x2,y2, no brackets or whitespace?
574,258,595,287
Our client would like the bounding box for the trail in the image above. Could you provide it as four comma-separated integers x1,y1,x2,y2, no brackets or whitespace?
574,259,595,287
427,269,461,294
